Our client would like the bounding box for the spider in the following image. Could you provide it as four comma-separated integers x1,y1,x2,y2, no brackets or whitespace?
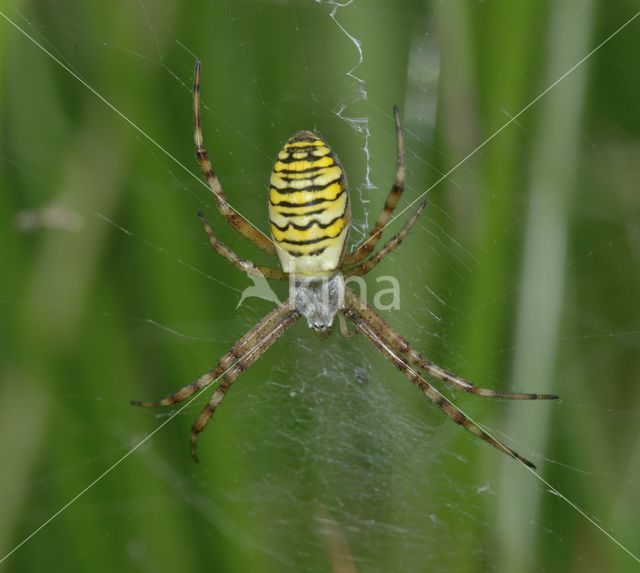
132,60,558,468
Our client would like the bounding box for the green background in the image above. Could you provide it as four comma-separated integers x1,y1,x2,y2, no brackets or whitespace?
1,0,639,571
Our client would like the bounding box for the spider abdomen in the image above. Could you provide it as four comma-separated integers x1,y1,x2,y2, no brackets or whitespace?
268,131,350,275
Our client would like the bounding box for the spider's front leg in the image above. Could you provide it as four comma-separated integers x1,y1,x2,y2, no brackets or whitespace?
343,305,538,468
342,289,558,469
131,304,299,461
344,289,558,401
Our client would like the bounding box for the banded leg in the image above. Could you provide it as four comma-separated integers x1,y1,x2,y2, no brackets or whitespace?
343,304,539,469
193,60,276,256
131,304,299,460
345,200,427,277
130,304,294,407
342,106,405,266
344,288,558,400
198,211,287,280
190,306,299,461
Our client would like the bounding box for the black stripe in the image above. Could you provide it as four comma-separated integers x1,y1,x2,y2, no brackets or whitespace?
270,188,346,208
282,144,322,153
273,207,327,217
270,214,343,232
277,151,330,163
278,227,344,246
286,137,319,145
270,180,343,195
288,246,328,257
274,164,337,177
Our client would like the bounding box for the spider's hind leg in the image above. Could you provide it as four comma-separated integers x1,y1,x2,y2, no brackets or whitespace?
193,60,276,256
198,211,287,281
344,199,427,278
343,106,406,266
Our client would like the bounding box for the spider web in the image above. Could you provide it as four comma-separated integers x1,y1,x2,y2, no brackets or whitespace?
1,0,640,571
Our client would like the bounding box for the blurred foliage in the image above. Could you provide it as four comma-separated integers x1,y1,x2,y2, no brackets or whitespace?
1,0,640,571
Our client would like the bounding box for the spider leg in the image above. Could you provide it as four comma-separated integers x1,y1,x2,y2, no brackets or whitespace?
131,303,299,461
198,211,287,280
343,303,539,469
344,289,558,400
193,60,276,256
190,305,299,461
344,200,427,277
130,304,294,407
342,106,405,266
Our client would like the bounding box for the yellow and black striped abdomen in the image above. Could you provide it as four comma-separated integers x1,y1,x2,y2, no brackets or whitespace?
268,131,350,275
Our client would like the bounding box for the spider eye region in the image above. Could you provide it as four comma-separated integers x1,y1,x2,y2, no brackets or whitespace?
290,273,345,332
268,131,350,275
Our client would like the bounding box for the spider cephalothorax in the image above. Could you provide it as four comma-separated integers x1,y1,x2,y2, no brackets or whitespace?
132,60,558,467
290,273,345,332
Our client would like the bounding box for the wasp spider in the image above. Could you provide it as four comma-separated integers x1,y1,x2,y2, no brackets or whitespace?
132,61,558,467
